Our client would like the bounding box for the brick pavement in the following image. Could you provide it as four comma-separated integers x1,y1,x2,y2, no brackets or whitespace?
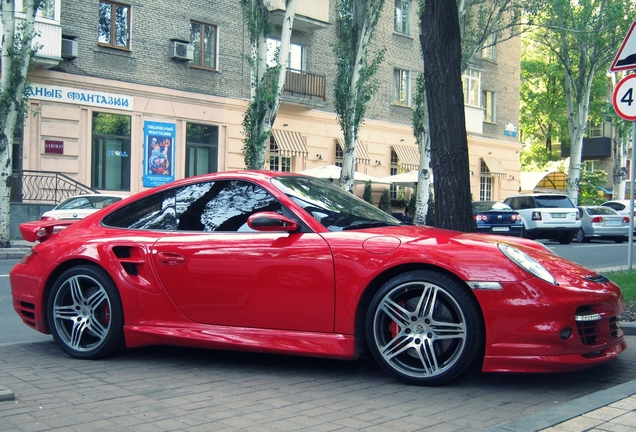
1,335,636,432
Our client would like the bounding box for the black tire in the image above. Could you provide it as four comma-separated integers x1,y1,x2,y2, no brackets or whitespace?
365,271,483,386
47,265,125,359
576,228,589,243
558,234,573,244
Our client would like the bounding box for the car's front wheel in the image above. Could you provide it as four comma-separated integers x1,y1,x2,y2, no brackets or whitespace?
47,265,125,359
366,271,483,386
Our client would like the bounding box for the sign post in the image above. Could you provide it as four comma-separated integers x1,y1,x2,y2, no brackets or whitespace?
612,74,636,271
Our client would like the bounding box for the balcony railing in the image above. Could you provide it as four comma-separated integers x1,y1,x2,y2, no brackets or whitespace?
284,69,327,101
10,170,97,204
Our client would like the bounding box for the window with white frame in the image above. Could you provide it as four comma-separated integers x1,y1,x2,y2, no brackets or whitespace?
583,160,600,172
588,123,603,138
335,143,344,167
18,0,57,20
268,137,291,172
190,21,218,70
394,0,411,36
393,68,411,106
98,0,130,49
463,69,481,107
482,90,495,123
482,34,497,61
266,38,304,71
480,161,492,201
390,150,399,199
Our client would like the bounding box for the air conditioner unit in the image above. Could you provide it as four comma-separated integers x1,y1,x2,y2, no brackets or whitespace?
171,41,193,61
61,38,78,60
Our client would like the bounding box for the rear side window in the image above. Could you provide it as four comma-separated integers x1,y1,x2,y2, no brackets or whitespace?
586,207,618,216
603,202,625,212
533,195,575,208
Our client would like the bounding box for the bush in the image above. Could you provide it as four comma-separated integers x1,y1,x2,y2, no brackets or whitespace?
379,189,391,214
362,180,373,204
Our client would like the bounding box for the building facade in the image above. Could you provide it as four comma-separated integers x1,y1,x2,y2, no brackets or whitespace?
10,0,522,204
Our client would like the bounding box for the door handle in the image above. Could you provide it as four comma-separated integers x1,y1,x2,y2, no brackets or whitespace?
157,252,186,266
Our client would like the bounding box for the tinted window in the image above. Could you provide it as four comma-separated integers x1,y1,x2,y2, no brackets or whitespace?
103,180,283,232
533,195,575,208
472,201,512,212
585,207,618,216
602,202,625,211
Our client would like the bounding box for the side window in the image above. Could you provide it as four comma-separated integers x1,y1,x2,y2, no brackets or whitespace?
102,190,177,230
176,180,282,232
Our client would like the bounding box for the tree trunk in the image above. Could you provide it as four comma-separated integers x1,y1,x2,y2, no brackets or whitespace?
612,131,628,200
421,0,473,232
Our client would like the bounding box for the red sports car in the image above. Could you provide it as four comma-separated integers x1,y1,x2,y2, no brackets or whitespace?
10,171,627,385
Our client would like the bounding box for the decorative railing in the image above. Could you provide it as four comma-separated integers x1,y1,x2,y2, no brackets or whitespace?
10,170,98,204
284,69,327,101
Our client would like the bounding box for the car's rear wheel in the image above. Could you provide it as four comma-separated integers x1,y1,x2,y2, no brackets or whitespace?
558,234,574,244
576,228,589,243
366,271,483,386
47,265,125,359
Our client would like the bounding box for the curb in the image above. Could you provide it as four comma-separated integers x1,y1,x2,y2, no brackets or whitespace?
0,248,31,260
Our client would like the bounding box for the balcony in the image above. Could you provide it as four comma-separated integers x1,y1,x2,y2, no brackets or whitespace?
268,0,330,32
282,69,327,106
561,137,612,158
1,13,63,69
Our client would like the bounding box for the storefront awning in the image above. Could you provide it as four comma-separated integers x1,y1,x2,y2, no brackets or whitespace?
482,157,506,178
271,129,308,157
392,145,420,170
336,138,370,165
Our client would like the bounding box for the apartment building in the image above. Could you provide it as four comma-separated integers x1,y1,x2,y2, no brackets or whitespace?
10,0,522,202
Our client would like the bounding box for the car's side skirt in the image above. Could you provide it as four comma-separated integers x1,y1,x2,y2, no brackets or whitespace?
124,325,358,359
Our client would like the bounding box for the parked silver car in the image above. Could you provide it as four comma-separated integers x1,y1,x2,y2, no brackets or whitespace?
601,199,635,234
576,206,630,243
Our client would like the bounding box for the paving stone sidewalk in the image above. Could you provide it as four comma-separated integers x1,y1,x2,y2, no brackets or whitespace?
0,336,635,431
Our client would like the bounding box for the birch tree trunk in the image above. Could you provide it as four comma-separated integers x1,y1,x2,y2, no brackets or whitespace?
0,0,40,247
241,0,297,169
612,131,627,200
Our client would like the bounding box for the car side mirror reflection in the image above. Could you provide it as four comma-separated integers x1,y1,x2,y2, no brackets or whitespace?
247,211,298,232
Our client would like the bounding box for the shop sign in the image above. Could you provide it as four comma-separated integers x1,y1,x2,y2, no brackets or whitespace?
143,121,176,187
29,85,134,111
44,140,64,154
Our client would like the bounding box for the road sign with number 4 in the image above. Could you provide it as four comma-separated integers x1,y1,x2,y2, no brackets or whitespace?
613,74,636,121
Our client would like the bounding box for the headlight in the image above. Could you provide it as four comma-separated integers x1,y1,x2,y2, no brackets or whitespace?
498,244,557,285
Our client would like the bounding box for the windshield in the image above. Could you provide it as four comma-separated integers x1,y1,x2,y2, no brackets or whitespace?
272,176,401,231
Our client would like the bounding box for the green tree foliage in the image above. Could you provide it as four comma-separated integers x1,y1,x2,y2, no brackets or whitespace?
378,189,391,214
362,180,373,204
520,142,559,171
333,0,385,192
578,170,607,206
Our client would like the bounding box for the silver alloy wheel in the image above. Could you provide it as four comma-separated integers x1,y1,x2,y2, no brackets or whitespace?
52,274,112,352
370,280,467,380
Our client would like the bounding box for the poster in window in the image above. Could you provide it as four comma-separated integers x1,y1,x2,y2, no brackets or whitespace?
143,121,176,187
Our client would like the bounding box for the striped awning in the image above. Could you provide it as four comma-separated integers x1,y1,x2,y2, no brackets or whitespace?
392,145,420,170
482,157,506,178
336,138,371,165
271,129,308,157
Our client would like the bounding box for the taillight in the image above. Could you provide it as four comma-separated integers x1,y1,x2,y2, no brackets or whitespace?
624,217,630,223
591,216,603,223
531,211,542,221
511,214,519,221
475,214,488,222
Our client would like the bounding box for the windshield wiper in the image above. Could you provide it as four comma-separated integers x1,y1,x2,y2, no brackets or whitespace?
342,221,397,230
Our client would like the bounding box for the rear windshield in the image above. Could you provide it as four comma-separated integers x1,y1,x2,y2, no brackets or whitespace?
585,207,618,216
534,195,575,208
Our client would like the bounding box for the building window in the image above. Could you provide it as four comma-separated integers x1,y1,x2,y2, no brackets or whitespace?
482,34,497,61
480,161,492,201
186,123,218,177
98,1,130,49
92,112,131,191
390,150,399,199
266,38,304,70
463,69,481,107
335,143,344,167
482,90,495,123
588,123,603,138
269,137,291,172
394,0,411,36
393,69,411,106
190,21,218,69
583,160,600,172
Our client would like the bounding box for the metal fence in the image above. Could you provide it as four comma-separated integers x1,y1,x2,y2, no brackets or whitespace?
10,170,97,204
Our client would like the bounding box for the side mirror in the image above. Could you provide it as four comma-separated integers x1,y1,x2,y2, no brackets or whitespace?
247,211,299,232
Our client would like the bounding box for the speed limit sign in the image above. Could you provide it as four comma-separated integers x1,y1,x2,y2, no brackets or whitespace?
613,74,636,120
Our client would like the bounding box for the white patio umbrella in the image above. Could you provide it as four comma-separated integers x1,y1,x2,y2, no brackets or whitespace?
379,170,420,188
300,165,390,185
